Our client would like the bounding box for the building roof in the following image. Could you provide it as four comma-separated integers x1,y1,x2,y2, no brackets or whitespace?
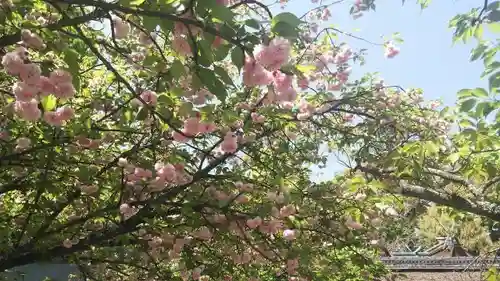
380,237,499,273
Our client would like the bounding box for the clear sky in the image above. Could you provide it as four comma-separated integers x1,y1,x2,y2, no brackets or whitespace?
269,0,489,181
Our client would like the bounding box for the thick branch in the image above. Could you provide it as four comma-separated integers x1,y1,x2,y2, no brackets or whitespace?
358,165,500,222
0,9,106,48
50,0,249,53
399,182,500,222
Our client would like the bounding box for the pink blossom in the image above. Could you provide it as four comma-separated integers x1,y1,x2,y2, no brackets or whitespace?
286,258,299,274
19,63,41,85
172,131,188,142
297,77,309,90
54,82,76,99
254,37,291,71
174,22,189,36
221,131,238,153
251,112,265,123
16,137,31,150
12,81,38,101
235,194,249,203
172,37,192,56
280,205,296,217
117,158,128,167
112,17,130,39
140,90,157,106
134,167,152,178
157,163,177,181
139,31,155,46
21,29,45,49
242,57,273,86
194,226,212,240
14,99,41,121
1,52,24,75
37,76,56,95
384,42,400,58
80,184,98,195
192,267,203,280
43,111,63,126
199,122,217,134
283,229,297,240
321,8,331,20
273,71,293,92
63,239,72,248
49,69,72,85
246,217,262,229
276,87,297,103
183,117,200,136
0,130,10,141
328,82,342,91
314,55,330,71
345,217,363,230
333,47,352,64
213,35,223,48
56,106,75,121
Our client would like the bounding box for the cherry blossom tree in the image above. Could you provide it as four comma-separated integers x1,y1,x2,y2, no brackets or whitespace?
0,0,484,280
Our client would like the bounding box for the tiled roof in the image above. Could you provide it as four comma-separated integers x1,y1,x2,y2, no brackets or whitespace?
380,237,499,272
389,272,483,281
381,256,499,271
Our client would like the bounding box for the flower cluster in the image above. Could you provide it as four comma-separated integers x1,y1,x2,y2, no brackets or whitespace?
2,35,76,126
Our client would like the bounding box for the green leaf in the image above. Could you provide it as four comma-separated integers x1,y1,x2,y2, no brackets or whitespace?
423,141,439,155
158,94,175,106
130,0,145,5
471,87,489,98
219,24,237,40
474,24,484,39
197,67,228,102
470,43,488,61
41,95,57,111
417,0,432,9
178,102,193,117
213,44,231,61
457,88,472,99
214,65,233,85
272,12,303,29
231,47,244,71
198,40,214,67
160,19,174,33
488,22,500,33
271,12,303,39
211,6,234,22
170,60,185,79
63,48,80,91
271,21,300,39
142,16,159,32
459,98,477,112
475,101,496,118
488,71,500,92
135,107,149,121
459,118,474,128
245,19,261,29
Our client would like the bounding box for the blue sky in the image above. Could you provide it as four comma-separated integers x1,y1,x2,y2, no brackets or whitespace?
269,0,488,181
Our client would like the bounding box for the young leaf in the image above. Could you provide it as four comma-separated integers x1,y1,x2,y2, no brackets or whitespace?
63,48,80,91
135,107,149,120
459,98,477,112
42,95,57,111
197,67,227,102
231,47,244,71
214,65,234,86
272,12,303,29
